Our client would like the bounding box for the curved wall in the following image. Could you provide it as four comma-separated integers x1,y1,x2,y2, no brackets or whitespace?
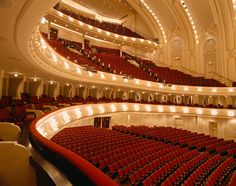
32,103,236,142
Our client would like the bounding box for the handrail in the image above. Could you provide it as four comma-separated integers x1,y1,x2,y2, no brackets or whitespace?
153,59,169,67
122,48,167,67
208,71,234,85
176,65,204,77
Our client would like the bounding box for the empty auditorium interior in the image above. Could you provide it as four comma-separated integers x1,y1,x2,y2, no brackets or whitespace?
2,0,236,185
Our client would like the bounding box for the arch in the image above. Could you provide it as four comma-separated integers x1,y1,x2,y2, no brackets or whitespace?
121,91,128,100
135,92,141,102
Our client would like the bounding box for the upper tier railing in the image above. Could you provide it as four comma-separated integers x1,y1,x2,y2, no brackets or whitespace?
28,28,236,96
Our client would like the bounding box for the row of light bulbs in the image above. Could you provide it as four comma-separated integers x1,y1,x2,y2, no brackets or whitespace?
232,0,236,10
179,0,199,44
62,104,236,122
140,0,167,43
39,103,235,137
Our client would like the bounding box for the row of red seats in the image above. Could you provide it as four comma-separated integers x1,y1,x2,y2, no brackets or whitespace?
43,34,155,82
108,142,170,175
51,127,154,162
123,52,225,87
42,35,106,72
50,125,236,185
162,152,211,185
0,104,39,127
44,32,226,87
112,125,236,155
132,148,195,185
94,53,155,81
91,45,120,56
206,157,236,186
183,154,223,185
52,126,194,185
229,171,236,186
117,146,177,182
63,40,157,82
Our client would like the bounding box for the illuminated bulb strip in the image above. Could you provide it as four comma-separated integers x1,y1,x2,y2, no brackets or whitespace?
145,105,151,112
74,109,81,118
170,107,176,113
228,110,235,117
140,0,167,43
98,106,105,113
134,104,140,111
179,0,199,44
197,108,203,115
211,109,218,116
158,106,163,112
228,88,234,92
233,0,236,10
183,107,189,113
122,104,128,111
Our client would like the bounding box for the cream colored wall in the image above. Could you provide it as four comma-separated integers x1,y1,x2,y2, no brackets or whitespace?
224,118,236,141
121,13,154,39
129,113,166,127
67,117,94,128
110,112,130,126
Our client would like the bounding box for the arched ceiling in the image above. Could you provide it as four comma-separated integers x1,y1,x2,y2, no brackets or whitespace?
186,0,214,30
72,0,135,19
145,0,177,32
